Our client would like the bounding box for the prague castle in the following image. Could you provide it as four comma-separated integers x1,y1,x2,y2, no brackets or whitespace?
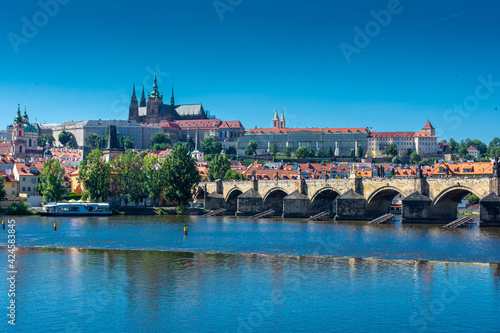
128,74,208,123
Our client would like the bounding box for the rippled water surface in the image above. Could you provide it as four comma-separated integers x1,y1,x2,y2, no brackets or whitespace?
1,216,499,332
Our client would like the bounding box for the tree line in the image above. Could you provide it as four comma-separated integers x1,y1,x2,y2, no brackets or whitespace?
37,145,201,207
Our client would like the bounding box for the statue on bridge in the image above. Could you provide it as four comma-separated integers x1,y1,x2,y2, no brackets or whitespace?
494,157,499,178
415,164,423,178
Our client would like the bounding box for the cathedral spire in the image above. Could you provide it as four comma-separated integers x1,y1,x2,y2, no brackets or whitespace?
273,110,279,121
151,72,160,98
140,86,146,107
171,86,175,106
132,84,137,98
280,111,285,122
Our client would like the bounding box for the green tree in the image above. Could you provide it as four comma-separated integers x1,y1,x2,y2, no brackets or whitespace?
392,156,402,164
295,147,308,159
162,144,201,205
449,138,459,153
245,140,258,156
200,137,222,155
406,148,413,156
78,149,111,202
151,133,171,150
383,143,398,157
37,134,55,147
207,154,231,181
226,146,237,155
58,130,75,147
487,138,500,157
120,136,135,150
357,146,364,159
38,159,65,202
111,151,144,206
308,148,315,157
84,133,99,147
224,169,246,181
467,194,480,205
326,146,334,158
139,150,150,159
284,146,293,158
349,149,355,160
421,158,432,166
410,152,422,165
270,142,279,157
143,155,164,207
0,174,6,201
470,139,487,155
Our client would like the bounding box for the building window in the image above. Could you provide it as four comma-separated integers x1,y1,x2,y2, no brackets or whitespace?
22,187,26,192
27,187,31,192
31,178,37,184
11,184,15,188
11,191,15,195
22,177,26,182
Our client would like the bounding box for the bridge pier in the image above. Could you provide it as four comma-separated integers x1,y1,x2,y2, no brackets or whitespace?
335,189,367,221
401,192,433,223
205,180,226,211
236,189,263,216
480,193,500,226
283,190,310,218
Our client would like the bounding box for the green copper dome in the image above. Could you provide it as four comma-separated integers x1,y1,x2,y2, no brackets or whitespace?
24,124,37,133
22,107,29,120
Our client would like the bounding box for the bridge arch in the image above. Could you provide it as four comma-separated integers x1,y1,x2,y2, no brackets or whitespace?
366,186,404,218
431,185,483,221
263,187,288,216
225,187,243,214
310,188,341,215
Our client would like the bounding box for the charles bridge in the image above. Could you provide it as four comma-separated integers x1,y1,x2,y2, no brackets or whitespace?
199,170,500,226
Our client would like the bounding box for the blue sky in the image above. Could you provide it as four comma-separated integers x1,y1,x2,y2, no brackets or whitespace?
1,0,499,142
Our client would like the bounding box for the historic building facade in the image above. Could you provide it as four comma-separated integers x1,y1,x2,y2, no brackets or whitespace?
129,74,208,123
10,105,40,158
366,121,438,158
237,112,368,156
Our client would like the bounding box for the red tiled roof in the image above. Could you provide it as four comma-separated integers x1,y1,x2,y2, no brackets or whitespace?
246,128,368,134
422,120,434,130
369,132,436,138
219,121,245,129
174,119,222,129
467,146,479,152
0,142,11,154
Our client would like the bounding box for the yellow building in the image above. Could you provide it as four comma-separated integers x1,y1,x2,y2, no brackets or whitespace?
1,171,19,198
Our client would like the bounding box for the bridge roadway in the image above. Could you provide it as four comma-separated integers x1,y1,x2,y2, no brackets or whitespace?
199,175,500,226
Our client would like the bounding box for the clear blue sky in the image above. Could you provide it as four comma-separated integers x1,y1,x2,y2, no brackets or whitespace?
1,0,499,142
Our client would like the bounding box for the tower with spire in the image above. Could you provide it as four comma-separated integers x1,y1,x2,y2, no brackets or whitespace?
272,110,286,129
129,84,139,121
171,86,175,106
140,86,147,107
421,120,435,136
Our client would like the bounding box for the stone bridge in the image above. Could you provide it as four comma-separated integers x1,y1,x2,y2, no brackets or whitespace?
199,175,500,226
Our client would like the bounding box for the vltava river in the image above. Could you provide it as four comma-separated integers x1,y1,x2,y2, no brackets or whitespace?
1,216,499,332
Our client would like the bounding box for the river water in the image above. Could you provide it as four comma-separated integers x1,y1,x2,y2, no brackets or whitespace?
1,216,500,332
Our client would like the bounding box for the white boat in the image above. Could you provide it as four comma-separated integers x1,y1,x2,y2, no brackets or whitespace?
40,202,112,216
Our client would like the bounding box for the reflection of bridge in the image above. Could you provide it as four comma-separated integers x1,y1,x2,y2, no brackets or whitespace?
200,174,500,226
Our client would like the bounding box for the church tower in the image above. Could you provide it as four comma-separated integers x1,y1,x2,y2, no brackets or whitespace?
280,111,286,129
129,84,139,121
272,110,280,129
146,73,165,122
12,104,26,158
421,120,435,136
140,86,147,107
171,86,175,106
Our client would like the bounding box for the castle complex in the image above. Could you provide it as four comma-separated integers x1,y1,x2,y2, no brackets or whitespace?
128,74,208,123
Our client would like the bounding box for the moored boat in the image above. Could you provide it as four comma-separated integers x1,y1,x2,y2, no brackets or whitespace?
40,202,112,216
